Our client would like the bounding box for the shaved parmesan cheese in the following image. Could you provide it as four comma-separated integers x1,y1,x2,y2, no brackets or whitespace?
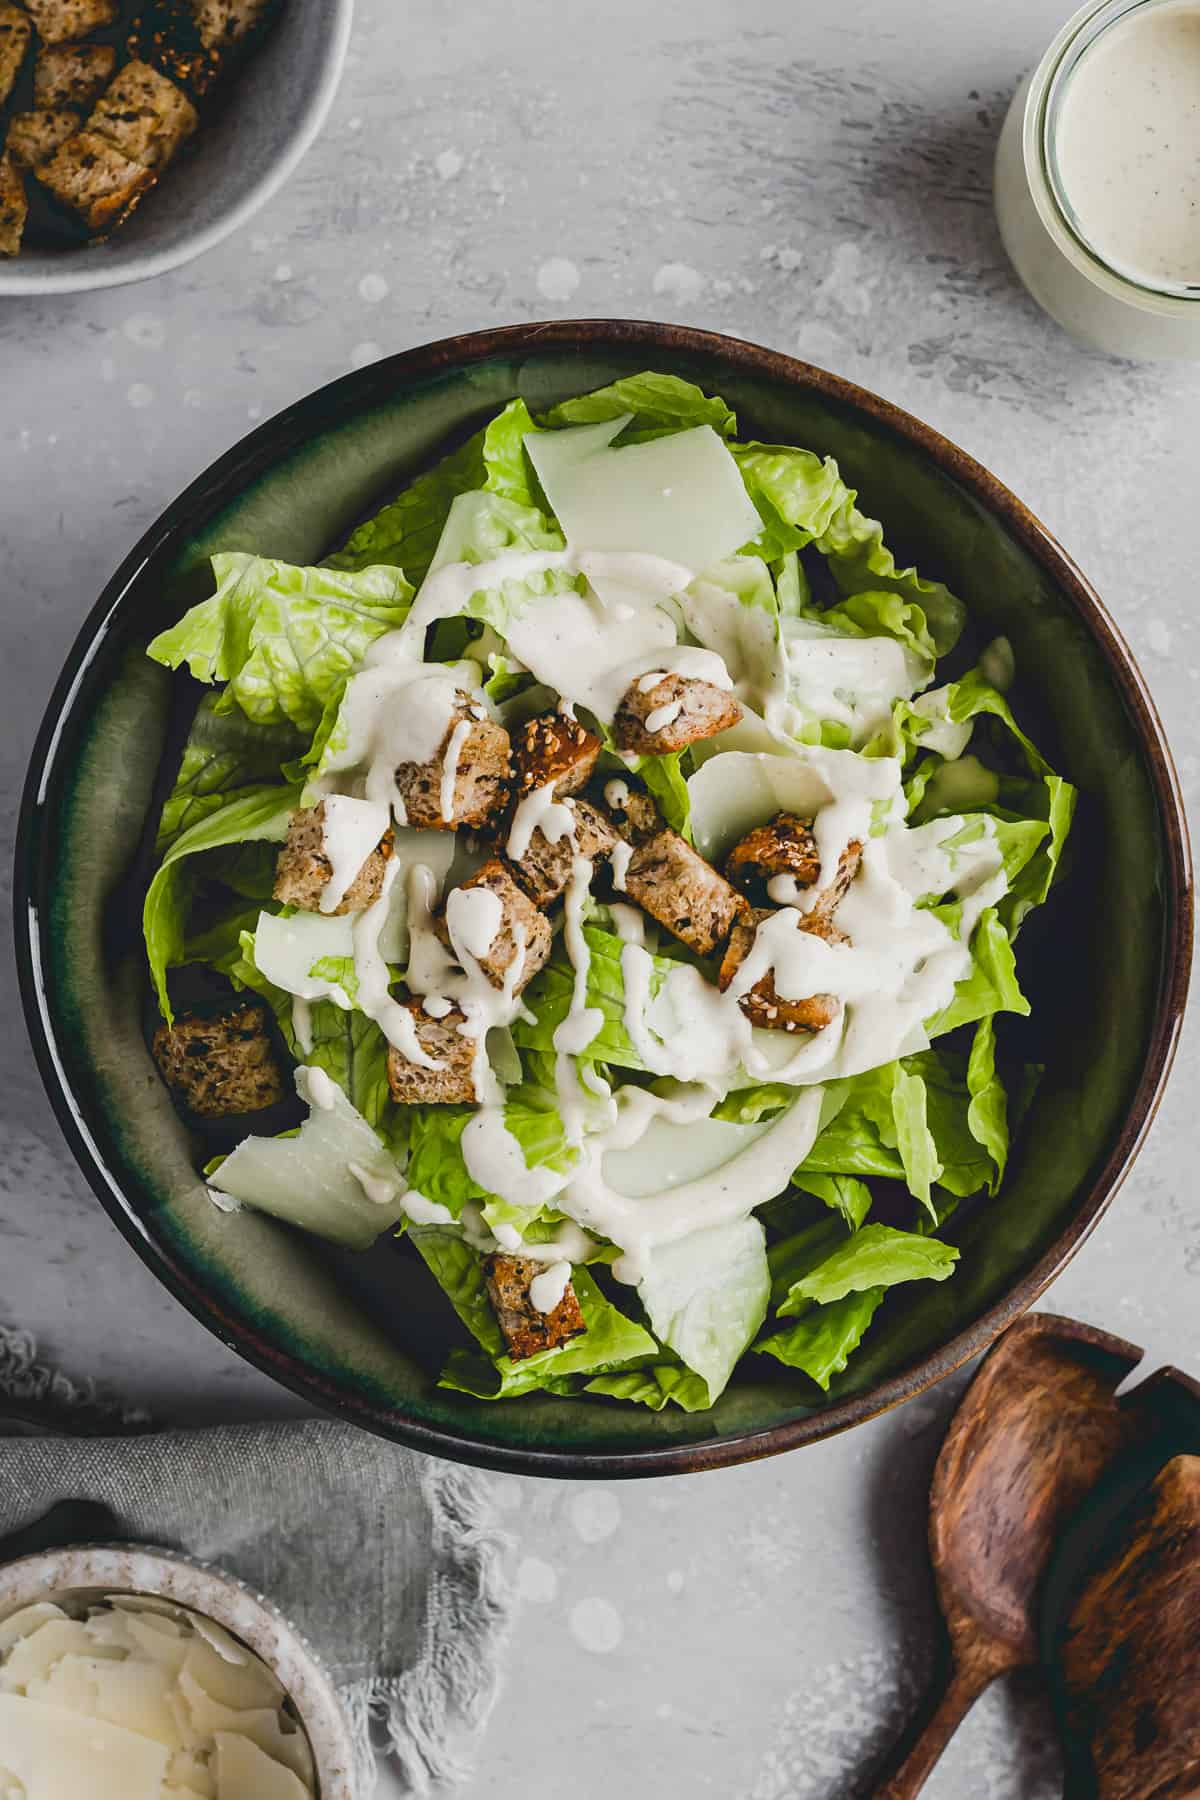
0,1693,169,1800
252,910,356,1005
167,1746,217,1797
0,1605,66,1656
213,1731,311,1800
524,420,762,573
1,1619,123,1692
181,1637,282,1715
209,1066,405,1249
179,1672,312,1783
123,1614,191,1675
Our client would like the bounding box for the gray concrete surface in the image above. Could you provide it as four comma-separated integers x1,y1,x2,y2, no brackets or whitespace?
1,2,1197,1795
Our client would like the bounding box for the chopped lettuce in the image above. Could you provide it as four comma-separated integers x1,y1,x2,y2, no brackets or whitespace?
327,398,540,581
778,1222,958,1312
512,926,676,1071
636,1216,771,1406
404,1094,576,1220
157,693,303,852
147,554,414,732
539,372,737,440
756,1288,885,1389
435,1267,658,1400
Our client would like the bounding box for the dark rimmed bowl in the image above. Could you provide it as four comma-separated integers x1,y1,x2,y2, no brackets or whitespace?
14,321,1193,1478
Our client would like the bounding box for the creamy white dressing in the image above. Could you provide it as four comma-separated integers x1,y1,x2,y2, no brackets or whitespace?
438,716,472,822
528,1261,573,1314
506,781,576,862
318,794,391,913
912,684,974,761
781,619,927,746
461,1107,570,1208
352,858,443,1069
609,839,632,891
445,885,503,961
645,699,684,734
348,1160,400,1207
400,1188,454,1226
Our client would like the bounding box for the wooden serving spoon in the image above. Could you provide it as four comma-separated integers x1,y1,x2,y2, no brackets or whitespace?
871,1312,1147,1798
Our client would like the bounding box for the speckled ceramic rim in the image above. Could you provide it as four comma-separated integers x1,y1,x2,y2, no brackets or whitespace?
13,321,1194,1477
0,0,355,298
0,1543,356,1795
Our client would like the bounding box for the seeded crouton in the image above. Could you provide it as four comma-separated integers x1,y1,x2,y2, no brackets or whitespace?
7,108,79,168
385,1001,478,1106
0,151,27,254
718,907,844,1034
436,859,553,993
0,5,31,109
273,800,393,916
512,711,601,801
87,59,198,172
624,826,747,958
152,1003,286,1117
395,696,511,832
484,1253,586,1360
24,0,117,44
34,41,117,107
726,812,863,921
505,797,617,908
603,784,664,845
614,672,741,756
35,128,156,231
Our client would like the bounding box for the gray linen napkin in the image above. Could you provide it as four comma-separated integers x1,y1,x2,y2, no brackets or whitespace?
0,1326,514,1797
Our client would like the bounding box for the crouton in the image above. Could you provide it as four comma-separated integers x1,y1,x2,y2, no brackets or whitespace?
152,1003,286,1117
394,697,511,832
272,800,393,916
512,711,601,801
435,859,553,993
35,128,156,232
624,827,747,958
484,1253,587,1361
385,1001,478,1106
86,59,198,172
613,672,741,756
603,783,663,845
717,907,844,1034
0,151,27,255
0,4,31,109
34,41,117,107
7,108,78,169
23,0,117,44
726,811,863,920
506,798,617,908
190,0,275,53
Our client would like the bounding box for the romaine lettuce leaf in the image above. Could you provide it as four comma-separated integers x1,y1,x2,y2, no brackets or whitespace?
148,555,414,732
427,491,563,573
731,442,852,558
585,1362,713,1412
144,784,300,1023
791,1172,874,1231
778,1222,958,1311
814,493,966,656
157,694,303,852
755,1287,885,1389
928,906,1030,1036
636,1215,771,1406
404,1094,578,1220
539,373,737,441
512,926,676,1071
327,398,540,580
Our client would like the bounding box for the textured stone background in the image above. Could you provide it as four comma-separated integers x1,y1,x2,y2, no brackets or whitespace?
1,1,1197,1795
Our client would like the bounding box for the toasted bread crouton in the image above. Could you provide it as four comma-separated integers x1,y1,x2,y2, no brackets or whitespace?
395,697,511,832
436,859,553,993
484,1253,586,1360
24,0,117,44
190,0,274,52
718,907,844,1034
87,59,198,172
386,1001,478,1105
35,128,156,231
512,711,601,801
603,783,663,845
726,811,863,919
7,108,78,168
34,41,116,107
0,5,31,109
614,671,741,756
152,1003,286,1117
624,827,747,957
506,798,617,908
272,800,394,916
0,151,27,254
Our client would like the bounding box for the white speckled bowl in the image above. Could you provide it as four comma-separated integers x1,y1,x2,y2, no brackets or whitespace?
0,1543,356,1796
0,1,354,298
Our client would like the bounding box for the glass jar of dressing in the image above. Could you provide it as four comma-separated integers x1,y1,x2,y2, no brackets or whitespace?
995,0,1200,358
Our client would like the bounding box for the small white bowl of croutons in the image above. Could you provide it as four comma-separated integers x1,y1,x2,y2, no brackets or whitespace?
0,0,353,294
0,1542,358,1795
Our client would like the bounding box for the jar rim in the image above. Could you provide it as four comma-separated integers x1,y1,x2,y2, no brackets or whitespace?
1039,0,1200,303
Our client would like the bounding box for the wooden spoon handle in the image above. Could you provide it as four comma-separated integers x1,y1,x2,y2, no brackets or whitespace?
870,1653,999,1799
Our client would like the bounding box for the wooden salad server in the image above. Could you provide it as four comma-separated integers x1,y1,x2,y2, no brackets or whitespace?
870,1312,1147,1799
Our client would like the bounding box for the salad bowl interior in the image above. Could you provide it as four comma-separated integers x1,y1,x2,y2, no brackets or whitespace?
16,322,1191,1476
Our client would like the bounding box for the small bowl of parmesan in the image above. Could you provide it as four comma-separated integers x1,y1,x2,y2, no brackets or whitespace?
0,1542,356,1797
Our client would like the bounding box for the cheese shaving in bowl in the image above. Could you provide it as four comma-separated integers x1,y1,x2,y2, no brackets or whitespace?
0,1593,316,1799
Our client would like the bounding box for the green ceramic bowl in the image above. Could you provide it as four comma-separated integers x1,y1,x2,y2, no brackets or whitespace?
15,322,1193,1477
